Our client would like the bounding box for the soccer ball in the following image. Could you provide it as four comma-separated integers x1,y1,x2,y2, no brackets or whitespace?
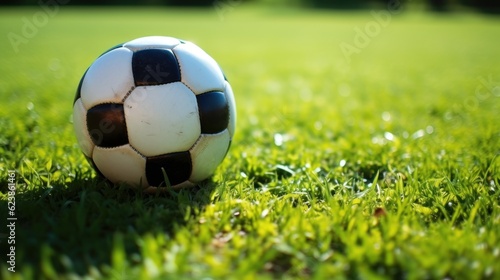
72,36,236,191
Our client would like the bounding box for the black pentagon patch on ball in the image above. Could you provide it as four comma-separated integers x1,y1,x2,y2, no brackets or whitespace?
132,49,180,86
196,91,229,134
146,152,192,187
86,103,128,148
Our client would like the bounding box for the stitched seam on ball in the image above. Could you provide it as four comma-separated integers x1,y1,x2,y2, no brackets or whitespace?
171,47,196,94
190,129,228,151
121,86,136,102
128,143,147,159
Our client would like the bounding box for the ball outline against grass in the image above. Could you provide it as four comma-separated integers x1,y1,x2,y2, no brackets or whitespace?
72,36,236,191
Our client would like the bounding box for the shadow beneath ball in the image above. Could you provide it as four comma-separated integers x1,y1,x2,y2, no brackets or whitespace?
3,176,217,276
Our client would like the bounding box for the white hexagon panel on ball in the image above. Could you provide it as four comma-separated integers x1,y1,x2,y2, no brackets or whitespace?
80,47,134,110
173,42,226,95
124,82,201,157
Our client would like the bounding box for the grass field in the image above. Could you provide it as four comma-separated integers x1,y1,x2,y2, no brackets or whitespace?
0,4,499,279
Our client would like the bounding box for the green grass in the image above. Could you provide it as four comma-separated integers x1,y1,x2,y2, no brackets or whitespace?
1,4,499,279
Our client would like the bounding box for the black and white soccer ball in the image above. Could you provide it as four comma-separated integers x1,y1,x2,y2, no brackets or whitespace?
73,36,236,191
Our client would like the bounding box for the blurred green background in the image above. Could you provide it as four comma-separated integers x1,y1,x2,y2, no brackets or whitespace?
2,0,500,13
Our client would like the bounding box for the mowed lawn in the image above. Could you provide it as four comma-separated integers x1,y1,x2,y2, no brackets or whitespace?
0,4,499,279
